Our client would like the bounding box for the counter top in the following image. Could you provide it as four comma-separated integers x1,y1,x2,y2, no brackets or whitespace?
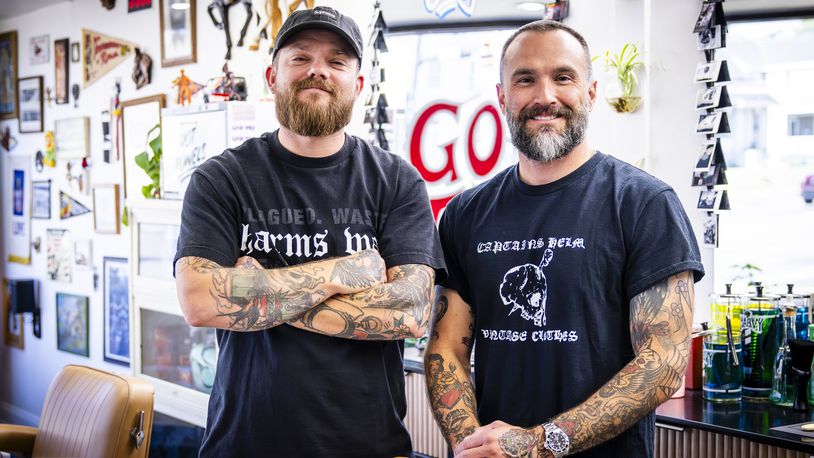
656,390,814,453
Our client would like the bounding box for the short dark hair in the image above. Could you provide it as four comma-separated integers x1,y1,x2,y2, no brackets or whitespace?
499,20,593,84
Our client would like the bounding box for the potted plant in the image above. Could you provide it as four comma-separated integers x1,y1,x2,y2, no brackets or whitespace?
598,42,644,113
135,123,162,198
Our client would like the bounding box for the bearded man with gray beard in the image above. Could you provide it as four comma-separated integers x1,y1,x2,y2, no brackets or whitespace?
425,20,705,458
174,6,445,457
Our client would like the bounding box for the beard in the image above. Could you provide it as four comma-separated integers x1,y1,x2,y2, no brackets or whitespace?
506,100,589,163
275,78,355,137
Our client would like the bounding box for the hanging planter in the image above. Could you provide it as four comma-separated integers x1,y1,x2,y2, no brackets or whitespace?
598,43,644,113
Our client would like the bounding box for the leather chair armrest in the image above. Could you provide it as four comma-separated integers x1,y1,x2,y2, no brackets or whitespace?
0,424,38,454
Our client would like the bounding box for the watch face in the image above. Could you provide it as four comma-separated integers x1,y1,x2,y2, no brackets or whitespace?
546,430,569,453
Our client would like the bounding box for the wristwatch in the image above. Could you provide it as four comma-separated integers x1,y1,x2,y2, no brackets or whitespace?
542,422,570,457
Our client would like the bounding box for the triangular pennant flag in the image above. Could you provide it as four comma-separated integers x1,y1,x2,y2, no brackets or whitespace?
60,191,92,219
82,29,136,88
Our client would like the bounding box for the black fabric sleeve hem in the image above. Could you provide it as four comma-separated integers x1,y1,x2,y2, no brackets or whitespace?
627,261,705,302
384,252,448,285
172,245,234,277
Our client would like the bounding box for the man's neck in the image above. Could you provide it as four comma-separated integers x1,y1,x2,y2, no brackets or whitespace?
277,127,346,158
517,143,595,186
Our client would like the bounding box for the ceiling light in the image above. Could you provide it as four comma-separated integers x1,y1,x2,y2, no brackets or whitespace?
516,1,546,12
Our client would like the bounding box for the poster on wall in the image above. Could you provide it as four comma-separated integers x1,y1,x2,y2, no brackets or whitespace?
82,29,135,88
103,257,130,366
5,155,32,264
47,228,73,282
56,292,89,357
161,108,227,198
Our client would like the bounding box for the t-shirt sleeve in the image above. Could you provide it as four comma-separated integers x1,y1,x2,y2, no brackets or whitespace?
173,163,241,276
438,197,472,305
376,163,447,283
624,188,705,300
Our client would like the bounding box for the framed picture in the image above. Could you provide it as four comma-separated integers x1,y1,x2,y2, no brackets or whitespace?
17,76,44,133
32,179,51,219
3,278,24,349
103,257,130,366
54,38,69,105
56,292,89,357
55,116,90,159
129,0,153,12
74,239,92,268
30,34,49,65
159,0,197,67
161,108,228,199
0,31,18,120
47,228,73,282
71,42,80,63
6,155,31,264
93,184,121,234
121,94,165,199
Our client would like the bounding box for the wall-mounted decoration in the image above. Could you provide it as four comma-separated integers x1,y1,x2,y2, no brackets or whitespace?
703,213,719,247
74,239,93,268
172,69,203,105
54,38,69,104
82,29,135,87
696,188,729,211
32,179,51,219
129,0,153,12
132,48,152,89
160,0,197,67
0,31,18,120
696,111,730,135
121,94,166,200
47,228,73,282
1,126,18,152
697,25,724,51
55,116,90,159
93,184,121,233
162,107,227,198
17,76,44,133
5,155,31,264
207,0,251,60
543,0,569,22
694,60,730,84
695,85,731,111
71,84,80,108
103,257,130,366
30,34,49,65
423,0,475,19
101,0,116,10
70,42,80,63
3,279,24,349
60,190,92,219
599,42,644,113
56,292,89,357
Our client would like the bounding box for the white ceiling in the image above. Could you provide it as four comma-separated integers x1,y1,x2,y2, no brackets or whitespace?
0,0,68,20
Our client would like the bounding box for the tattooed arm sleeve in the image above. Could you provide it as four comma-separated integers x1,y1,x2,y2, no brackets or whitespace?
286,263,436,340
424,287,480,448
535,271,695,455
174,249,386,332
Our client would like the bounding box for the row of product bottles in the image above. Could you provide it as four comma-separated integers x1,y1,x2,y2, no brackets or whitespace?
702,283,813,407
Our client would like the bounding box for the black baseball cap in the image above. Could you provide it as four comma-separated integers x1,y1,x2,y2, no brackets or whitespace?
273,6,363,62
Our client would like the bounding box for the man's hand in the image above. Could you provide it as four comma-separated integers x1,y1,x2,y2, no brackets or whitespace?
329,249,388,295
453,421,549,458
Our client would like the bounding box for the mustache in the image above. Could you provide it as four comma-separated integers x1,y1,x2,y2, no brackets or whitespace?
291,78,336,95
519,104,573,122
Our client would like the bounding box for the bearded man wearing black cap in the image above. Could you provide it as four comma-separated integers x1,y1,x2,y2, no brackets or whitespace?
174,6,446,457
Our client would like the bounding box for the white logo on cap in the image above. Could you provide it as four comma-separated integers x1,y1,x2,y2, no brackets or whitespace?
313,8,337,19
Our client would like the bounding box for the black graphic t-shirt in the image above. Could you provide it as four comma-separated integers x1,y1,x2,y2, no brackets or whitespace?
439,152,704,458
175,131,446,458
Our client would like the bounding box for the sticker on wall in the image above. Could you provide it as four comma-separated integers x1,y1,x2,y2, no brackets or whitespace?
59,191,91,219
81,29,136,88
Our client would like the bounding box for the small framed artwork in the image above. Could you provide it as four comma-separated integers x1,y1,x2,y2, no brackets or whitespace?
56,292,89,357
121,95,165,199
55,117,90,159
54,38,70,105
0,31,18,120
47,228,73,283
159,0,197,67
703,213,719,247
129,0,153,12
3,278,24,349
74,239,92,268
30,34,49,65
103,257,130,366
93,184,121,234
17,76,44,133
32,179,51,219
70,42,80,63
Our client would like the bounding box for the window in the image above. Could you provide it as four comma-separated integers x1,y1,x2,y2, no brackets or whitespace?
788,113,814,136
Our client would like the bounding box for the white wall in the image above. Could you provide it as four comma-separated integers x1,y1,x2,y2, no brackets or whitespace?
0,0,712,426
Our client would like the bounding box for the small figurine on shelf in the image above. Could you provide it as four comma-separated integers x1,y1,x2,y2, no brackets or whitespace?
172,69,203,105
204,63,247,102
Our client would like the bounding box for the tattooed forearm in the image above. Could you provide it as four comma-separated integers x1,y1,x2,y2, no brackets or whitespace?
425,352,480,447
175,251,386,332
288,264,435,340
552,271,694,454
498,427,540,458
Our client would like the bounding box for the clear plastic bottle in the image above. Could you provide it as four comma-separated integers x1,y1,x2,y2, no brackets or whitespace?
770,305,797,406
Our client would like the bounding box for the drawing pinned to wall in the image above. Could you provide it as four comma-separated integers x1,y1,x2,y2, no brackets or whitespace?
56,292,89,357
60,191,92,219
30,34,50,65
5,155,32,264
47,229,73,282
